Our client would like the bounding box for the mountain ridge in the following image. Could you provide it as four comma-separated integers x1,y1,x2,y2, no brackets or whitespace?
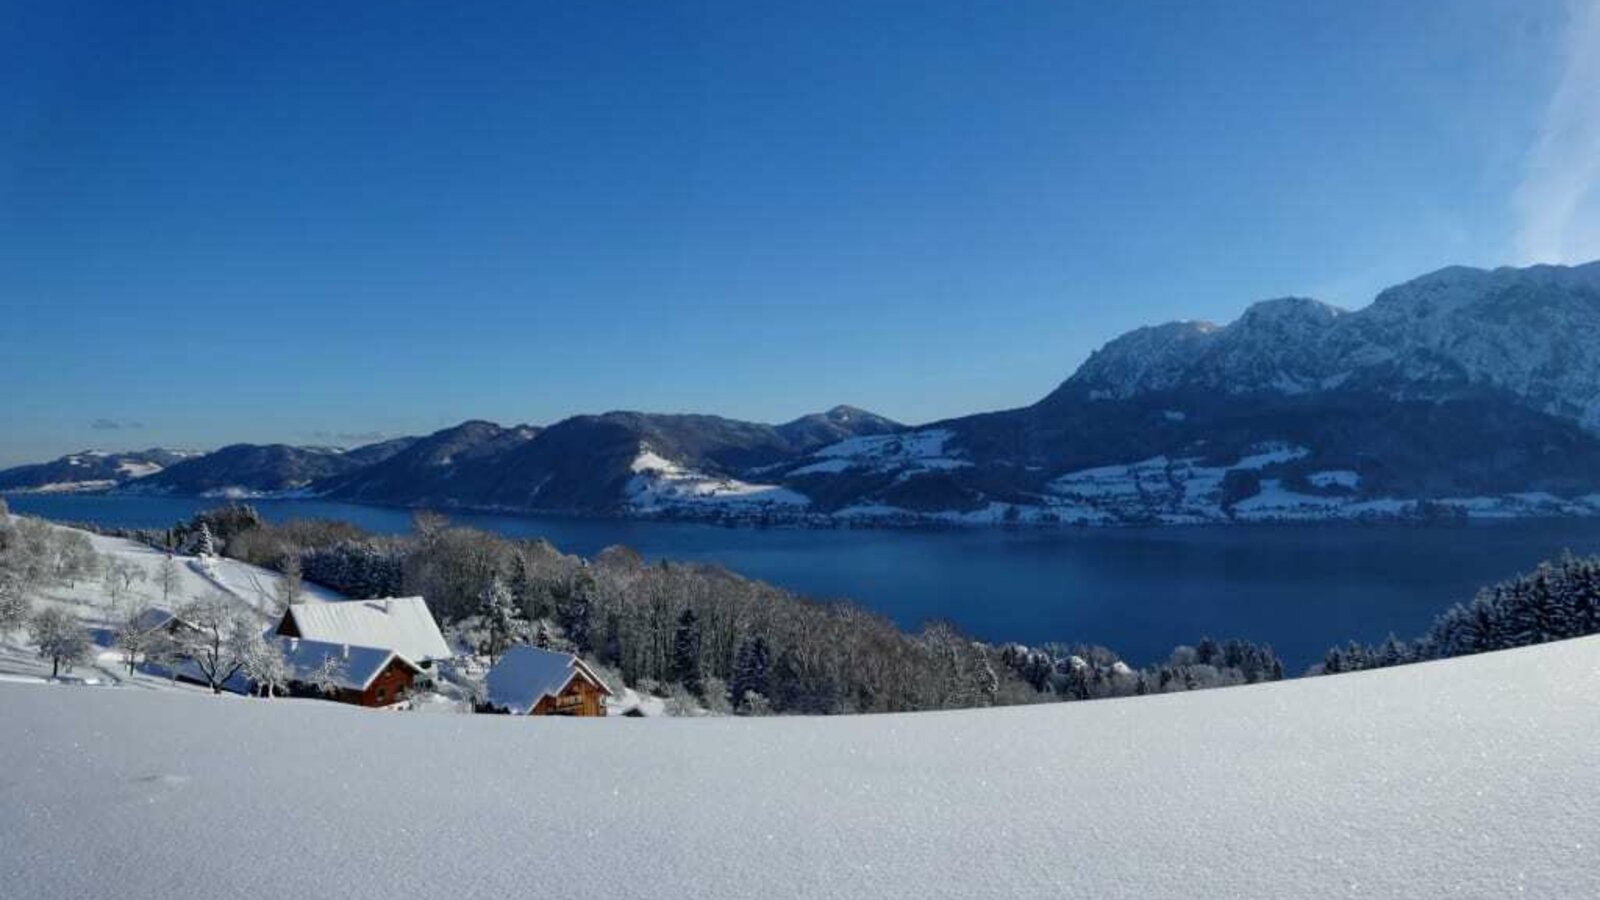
9,260,1600,525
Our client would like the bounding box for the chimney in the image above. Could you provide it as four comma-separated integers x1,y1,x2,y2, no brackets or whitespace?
342,643,350,660
382,599,391,613
290,638,299,652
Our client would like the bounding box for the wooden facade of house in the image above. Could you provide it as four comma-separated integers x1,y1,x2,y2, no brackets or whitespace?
275,638,423,709
328,656,418,708
529,674,608,717
484,645,613,717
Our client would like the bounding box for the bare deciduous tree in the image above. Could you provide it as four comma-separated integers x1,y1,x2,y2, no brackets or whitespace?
102,558,146,610
274,553,302,611
310,651,348,697
113,604,159,674
156,555,182,604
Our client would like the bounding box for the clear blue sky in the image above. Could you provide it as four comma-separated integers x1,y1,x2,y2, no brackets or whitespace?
4,0,1598,465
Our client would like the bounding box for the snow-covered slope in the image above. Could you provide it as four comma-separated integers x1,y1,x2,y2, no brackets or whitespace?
626,446,809,512
3,636,1597,898
0,519,343,685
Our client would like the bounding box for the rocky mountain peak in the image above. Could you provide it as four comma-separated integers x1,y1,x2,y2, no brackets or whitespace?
1056,260,1600,428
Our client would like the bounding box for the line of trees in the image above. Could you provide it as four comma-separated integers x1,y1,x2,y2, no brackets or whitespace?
1319,552,1600,675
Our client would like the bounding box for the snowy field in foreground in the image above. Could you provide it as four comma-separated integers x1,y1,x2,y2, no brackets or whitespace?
2,637,1598,898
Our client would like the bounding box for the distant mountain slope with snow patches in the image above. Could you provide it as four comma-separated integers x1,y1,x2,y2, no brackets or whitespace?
117,437,422,499
3,635,1597,899
0,448,200,493
312,407,903,514
11,262,1600,524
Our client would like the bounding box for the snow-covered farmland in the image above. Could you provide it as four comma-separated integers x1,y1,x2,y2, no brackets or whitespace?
626,446,809,512
27,523,343,615
802,428,974,480
2,635,1597,898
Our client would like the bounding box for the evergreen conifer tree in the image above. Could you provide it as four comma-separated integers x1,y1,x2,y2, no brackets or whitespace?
557,569,595,654
729,636,769,712
671,607,703,695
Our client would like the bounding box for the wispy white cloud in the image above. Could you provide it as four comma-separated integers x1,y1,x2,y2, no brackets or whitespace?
1513,0,1600,264
309,429,391,445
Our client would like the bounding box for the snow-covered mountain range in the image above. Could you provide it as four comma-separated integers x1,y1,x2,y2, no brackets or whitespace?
1065,262,1600,428
9,261,1600,525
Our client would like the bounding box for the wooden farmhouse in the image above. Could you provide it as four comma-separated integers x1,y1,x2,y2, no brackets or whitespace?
277,637,421,708
484,645,612,717
274,597,453,665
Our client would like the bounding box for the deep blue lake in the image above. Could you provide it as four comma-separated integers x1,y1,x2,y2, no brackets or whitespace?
10,492,1600,670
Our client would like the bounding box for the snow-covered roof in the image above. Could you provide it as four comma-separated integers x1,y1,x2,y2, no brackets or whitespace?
485,645,610,715
276,637,415,692
280,597,451,663
129,608,187,633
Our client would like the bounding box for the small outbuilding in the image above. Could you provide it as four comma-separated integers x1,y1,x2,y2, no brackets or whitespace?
274,597,452,664
484,645,611,717
127,608,199,637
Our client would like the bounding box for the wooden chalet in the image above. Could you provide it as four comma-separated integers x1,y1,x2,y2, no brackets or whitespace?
277,637,422,708
484,645,612,717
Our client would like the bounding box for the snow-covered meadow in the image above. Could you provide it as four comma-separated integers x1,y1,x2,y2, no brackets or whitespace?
626,445,810,512
0,517,340,685
1,634,1597,898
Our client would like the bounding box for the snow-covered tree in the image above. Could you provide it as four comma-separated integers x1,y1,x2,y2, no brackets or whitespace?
101,558,146,610
30,607,90,678
144,630,187,683
699,677,732,715
156,555,182,604
197,523,217,558
55,531,99,587
175,593,256,694
0,519,51,596
477,575,525,663
739,690,772,716
0,572,32,636
310,651,348,697
274,553,303,611
241,634,289,698
113,604,158,674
